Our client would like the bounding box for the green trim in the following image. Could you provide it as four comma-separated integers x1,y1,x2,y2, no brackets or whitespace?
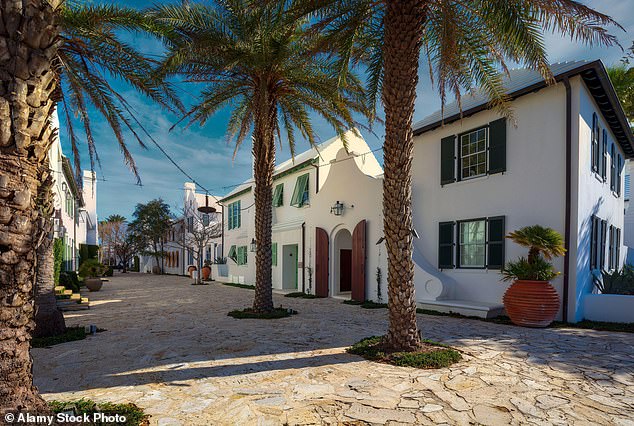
272,184,284,207
220,186,252,203
272,242,278,266
273,158,318,182
291,173,310,207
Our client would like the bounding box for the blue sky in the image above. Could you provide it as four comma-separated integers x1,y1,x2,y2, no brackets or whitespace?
59,1,634,221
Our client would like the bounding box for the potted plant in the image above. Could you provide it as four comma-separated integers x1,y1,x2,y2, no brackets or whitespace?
78,259,107,292
502,225,566,327
202,260,212,281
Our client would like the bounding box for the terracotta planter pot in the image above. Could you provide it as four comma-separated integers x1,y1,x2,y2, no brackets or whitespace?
503,280,560,328
85,278,103,292
202,266,211,280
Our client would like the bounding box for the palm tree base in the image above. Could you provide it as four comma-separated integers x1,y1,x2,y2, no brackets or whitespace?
227,307,297,320
33,309,66,338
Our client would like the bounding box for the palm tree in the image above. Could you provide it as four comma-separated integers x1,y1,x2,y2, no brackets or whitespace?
608,63,634,125
150,0,367,313
301,0,620,351
0,1,181,412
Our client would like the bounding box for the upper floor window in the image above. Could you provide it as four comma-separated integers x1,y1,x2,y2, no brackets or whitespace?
273,183,284,207
440,118,506,185
591,112,600,173
291,174,309,207
460,128,487,179
187,216,194,233
228,200,241,229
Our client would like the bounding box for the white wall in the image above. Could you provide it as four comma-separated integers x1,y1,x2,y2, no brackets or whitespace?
412,82,568,310
569,77,626,322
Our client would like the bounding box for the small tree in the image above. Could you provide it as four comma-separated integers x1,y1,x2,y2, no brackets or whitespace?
112,224,144,273
99,214,127,266
174,204,222,283
130,199,173,274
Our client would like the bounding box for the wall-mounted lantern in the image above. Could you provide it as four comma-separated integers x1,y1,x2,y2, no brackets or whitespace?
330,201,344,216
250,238,257,252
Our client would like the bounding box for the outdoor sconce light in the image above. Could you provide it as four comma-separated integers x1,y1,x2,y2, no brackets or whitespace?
61,182,67,191
197,193,217,214
330,201,344,216
250,238,257,252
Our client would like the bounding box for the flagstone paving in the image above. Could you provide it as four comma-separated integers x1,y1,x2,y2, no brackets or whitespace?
32,273,634,425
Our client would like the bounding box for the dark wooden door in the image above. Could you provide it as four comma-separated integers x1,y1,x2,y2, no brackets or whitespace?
351,220,366,302
315,227,329,297
340,249,352,292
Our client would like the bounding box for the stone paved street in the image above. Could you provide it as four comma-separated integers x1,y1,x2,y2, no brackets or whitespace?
32,273,634,425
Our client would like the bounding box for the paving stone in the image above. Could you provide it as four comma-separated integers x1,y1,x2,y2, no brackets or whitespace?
30,273,634,425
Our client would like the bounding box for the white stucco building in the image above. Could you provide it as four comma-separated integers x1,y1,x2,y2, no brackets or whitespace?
139,183,222,275
217,130,385,300
411,60,632,322
49,112,99,272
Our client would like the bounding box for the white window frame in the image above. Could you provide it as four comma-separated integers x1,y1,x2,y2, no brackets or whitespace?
459,127,488,180
458,219,487,268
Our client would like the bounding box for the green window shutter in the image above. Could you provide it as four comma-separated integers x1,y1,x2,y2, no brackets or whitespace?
488,118,506,174
486,216,505,269
272,243,277,266
590,216,598,270
616,228,621,269
440,135,456,185
438,221,455,268
291,174,309,207
610,144,616,191
228,245,237,262
600,219,607,270
601,131,608,181
617,154,623,196
273,184,284,207
592,113,598,172
236,201,241,228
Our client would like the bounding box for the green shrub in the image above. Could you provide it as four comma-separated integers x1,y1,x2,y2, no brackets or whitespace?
103,266,114,277
502,256,558,282
284,292,318,299
59,271,81,293
347,336,462,369
49,399,149,426
53,238,64,285
596,266,634,295
228,307,297,319
32,326,86,348
78,259,107,279
502,225,565,282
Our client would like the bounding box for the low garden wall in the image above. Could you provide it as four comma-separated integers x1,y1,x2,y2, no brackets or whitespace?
584,294,634,323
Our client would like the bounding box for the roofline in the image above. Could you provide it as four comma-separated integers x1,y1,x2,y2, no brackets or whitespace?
61,157,85,207
219,157,318,203
413,60,634,159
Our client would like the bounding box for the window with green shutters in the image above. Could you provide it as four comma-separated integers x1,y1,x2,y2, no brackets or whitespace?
291,173,310,207
236,246,248,265
228,245,237,262
272,242,278,266
228,201,241,230
438,216,504,270
272,184,284,207
591,113,600,173
601,130,608,182
440,118,506,186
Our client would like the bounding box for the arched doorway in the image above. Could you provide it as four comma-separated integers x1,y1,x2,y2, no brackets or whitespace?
333,228,352,295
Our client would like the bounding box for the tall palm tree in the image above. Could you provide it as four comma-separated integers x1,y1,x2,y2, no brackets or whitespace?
301,0,620,351
0,1,181,412
150,0,367,313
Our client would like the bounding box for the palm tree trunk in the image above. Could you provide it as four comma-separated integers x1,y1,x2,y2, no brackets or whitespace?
252,89,276,313
382,0,425,352
34,168,66,338
0,0,61,411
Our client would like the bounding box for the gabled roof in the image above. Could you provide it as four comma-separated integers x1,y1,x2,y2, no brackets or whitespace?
219,133,343,203
413,60,634,158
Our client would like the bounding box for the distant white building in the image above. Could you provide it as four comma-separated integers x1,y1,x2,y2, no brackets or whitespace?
49,112,99,271
139,183,222,275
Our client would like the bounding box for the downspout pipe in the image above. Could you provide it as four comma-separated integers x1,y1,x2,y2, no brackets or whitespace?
302,222,306,293
562,77,572,323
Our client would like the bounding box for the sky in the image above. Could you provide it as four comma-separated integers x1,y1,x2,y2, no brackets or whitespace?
59,0,634,221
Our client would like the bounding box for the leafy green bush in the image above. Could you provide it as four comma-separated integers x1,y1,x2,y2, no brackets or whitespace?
502,225,565,282
103,266,114,277
59,271,81,293
32,326,86,348
348,336,462,369
78,259,107,278
228,307,297,319
596,266,634,295
49,399,149,426
53,238,64,285
284,292,318,299
502,256,559,282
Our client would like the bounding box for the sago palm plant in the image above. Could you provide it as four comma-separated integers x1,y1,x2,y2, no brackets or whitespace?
149,0,368,313
297,0,620,351
1,0,181,412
